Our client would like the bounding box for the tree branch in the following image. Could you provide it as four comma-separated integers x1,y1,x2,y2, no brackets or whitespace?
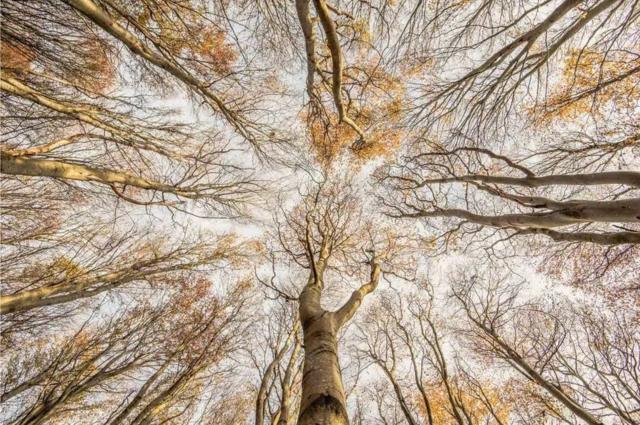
334,254,381,329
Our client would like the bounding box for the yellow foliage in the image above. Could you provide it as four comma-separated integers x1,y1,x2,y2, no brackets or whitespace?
353,19,372,45
415,379,513,424
304,108,403,168
133,5,237,75
303,60,407,168
531,49,640,124
50,256,86,280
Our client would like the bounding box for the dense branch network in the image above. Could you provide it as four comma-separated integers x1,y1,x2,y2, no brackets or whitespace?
1,1,638,424
381,144,640,245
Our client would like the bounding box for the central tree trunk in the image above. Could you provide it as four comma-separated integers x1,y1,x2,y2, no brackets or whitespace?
297,311,349,425
293,220,380,424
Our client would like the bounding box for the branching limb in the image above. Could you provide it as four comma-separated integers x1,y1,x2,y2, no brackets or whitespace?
334,253,381,329
517,228,640,245
312,0,366,144
63,0,265,150
1,153,222,200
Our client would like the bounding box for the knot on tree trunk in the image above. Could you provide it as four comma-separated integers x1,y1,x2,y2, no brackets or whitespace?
298,394,349,425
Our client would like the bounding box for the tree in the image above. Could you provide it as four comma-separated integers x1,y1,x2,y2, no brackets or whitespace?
259,176,410,424
1,0,270,216
0,180,251,332
2,274,251,424
404,0,639,139
2,0,639,424
375,0,639,252
1,275,251,425
451,268,640,425
250,301,303,425
2,3,264,424
3,0,286,149
356,285,522,425
0,225,245,316
379,144,640,246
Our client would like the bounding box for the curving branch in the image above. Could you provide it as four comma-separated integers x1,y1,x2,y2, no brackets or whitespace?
334,254,381,328
0,73,176,158
0,153,249,205
406,171,640,189
517,228,640,245
63,0,268,151
295,0,317,101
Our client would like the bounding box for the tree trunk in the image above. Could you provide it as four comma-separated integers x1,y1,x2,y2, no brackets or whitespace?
256,323,299,425
277,337,302,425
295,254,379,424
482,325,605,425
297,311,349,425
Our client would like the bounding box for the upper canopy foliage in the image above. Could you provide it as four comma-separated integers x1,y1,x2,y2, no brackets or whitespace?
1,0,638,424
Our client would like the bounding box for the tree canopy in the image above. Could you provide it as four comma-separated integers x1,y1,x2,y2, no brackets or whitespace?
1,1,638,424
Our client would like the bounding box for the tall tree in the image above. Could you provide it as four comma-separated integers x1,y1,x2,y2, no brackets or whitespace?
451,268,640,425
260,176,409,424
1,0,639,423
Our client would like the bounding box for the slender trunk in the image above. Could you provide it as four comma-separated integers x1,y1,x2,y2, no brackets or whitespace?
510,353,604,425
18,363,136,425
375,360,419,425
129,313,229,425
412,197,640,229
1,371,49,402
0,259,201,315
128,366,196,425
398,326,434,425
256,324,299,425
108,360,172,425
295,0,316,99
277,338,302,425
0,277,119,315
414,171,640,188
0,153,195,200
297,311,349,425
483,326,604,425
